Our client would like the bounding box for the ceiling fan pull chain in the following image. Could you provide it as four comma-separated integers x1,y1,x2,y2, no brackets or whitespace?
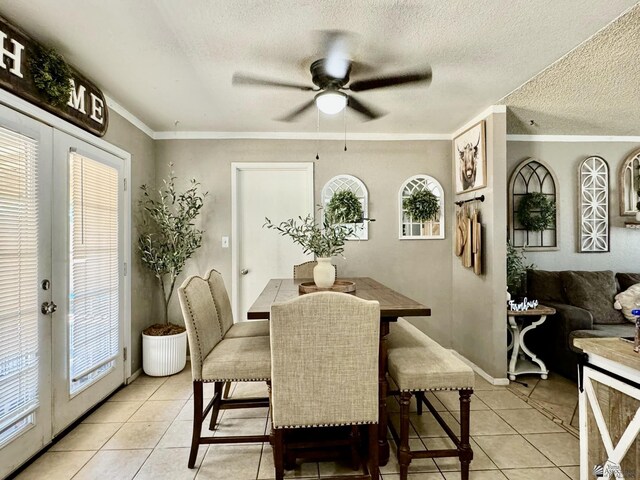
343,107,347,152
316,108,320,160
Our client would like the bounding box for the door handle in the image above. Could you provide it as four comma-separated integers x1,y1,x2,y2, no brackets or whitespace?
41,301,58,315
240,269,249,275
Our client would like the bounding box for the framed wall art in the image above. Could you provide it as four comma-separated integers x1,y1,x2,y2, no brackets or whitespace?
454,120,486,194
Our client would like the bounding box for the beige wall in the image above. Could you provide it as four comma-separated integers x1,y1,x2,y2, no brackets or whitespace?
155,139,454,347
507,141,640,273
451,112,508,378
103,111,158,373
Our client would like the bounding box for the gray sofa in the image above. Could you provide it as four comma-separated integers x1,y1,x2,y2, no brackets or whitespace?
525,270,640,381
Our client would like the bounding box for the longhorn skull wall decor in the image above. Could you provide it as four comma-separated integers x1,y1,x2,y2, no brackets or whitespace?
454,120,486,194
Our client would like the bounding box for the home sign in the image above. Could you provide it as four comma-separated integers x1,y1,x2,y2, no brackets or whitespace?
0,15,108,136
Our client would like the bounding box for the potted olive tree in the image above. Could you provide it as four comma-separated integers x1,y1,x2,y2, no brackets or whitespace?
264,209,354,288
138,165,207,376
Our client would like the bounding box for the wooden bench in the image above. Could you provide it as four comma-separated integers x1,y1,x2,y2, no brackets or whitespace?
386,318,475,480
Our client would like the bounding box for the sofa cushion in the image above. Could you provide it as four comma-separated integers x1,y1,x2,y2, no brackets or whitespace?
617,273,640,292
560,271,624,324
527,270,566,303
614,283,640,322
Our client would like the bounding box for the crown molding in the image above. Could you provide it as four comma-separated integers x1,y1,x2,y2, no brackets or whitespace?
451,105,507,137
507,134,640,143
153,131,451,141
104,95,155,138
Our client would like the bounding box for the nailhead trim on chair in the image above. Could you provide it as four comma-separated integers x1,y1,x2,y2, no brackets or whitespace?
194,376,270,382
273,420,376,429
203,269,225,339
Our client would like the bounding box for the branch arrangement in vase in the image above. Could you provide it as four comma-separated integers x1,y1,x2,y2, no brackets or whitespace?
263,211,355,258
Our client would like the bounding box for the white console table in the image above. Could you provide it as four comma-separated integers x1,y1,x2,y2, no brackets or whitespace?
507,305,555,381
575,337,640,480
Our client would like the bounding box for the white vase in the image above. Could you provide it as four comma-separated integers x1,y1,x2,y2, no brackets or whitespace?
313,257,335,288
142,330,187,376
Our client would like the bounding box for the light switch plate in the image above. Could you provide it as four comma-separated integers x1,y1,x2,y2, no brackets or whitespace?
221,236,229,248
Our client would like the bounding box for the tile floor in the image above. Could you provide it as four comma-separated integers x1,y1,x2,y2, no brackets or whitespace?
14,368,580,480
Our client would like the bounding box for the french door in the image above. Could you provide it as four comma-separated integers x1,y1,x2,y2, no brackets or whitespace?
0,108,125,477
51,131,125,434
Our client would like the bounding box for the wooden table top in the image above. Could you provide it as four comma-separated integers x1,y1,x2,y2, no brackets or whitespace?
247,277,431,320
574,337,640,372
507,305,556,316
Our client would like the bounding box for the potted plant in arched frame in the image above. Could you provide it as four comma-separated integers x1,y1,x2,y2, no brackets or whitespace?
138,164,207,376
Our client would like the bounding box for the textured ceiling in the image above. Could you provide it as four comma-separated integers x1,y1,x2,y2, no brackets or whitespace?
1,0,636,134
502,2,640,136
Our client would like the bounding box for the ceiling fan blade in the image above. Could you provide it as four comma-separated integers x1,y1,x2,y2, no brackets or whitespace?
277,99,316,122
322,30,353,79
347,95,384,121
349,68,432,92
233,73,315,91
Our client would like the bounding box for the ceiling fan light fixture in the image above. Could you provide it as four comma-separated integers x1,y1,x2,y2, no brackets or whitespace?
315,90,347,115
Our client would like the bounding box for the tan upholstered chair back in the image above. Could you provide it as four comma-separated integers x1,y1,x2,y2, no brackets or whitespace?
178,274,224,380
270,291,380,428
205,269,235,334
293,261,337,279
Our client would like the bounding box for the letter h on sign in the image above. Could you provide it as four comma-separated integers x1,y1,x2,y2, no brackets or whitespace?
0,29,24,78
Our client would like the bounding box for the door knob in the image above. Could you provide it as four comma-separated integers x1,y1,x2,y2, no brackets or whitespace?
41,301,58,315
240,269,249,275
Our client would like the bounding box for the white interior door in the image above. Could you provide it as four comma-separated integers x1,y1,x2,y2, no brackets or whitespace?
0,105,53,478
51,130,125,434
232,163,314,322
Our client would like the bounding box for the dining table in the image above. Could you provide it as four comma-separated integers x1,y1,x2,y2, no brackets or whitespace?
247,276,431,466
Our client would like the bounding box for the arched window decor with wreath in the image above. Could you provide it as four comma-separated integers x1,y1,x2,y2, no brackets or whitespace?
509,158,558,250
619,147,640,216
321,174,369,240
398,174,445,240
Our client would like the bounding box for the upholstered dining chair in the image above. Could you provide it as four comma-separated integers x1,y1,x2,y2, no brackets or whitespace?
203,268,270,399
178,271,271,469
293,260,337,279
269,292,380,479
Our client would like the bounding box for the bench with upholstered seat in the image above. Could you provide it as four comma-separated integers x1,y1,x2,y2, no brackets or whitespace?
386,318,475,480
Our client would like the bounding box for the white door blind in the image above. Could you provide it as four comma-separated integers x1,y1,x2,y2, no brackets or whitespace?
69,153,119,394
0,126,39,444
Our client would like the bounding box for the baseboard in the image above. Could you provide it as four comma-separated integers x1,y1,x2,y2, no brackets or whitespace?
449,349,510,386
126,368,142,385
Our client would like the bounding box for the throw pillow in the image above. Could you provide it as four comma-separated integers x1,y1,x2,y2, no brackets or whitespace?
526,270,566,303
560,270,624,324
616,273,640,292
614,283,640,322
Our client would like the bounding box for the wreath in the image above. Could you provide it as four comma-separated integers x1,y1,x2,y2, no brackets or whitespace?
326,190,363,224
28,44,73,107
517,192,556,231
403,189,440,222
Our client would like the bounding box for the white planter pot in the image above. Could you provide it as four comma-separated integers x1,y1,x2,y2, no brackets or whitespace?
636,211,640,222
142,331,187,377
313,257,335,288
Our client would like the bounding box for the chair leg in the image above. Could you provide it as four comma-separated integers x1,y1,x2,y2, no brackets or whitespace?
273,428,285,480
188,381,203,468
209,381,223,430
368,423,379,480
350,425,361,471
398,391,412,480
222,381,232,399
459,389,473,480
415,391,424,416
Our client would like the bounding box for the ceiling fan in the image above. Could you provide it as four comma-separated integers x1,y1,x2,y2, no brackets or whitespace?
232,32,432,122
